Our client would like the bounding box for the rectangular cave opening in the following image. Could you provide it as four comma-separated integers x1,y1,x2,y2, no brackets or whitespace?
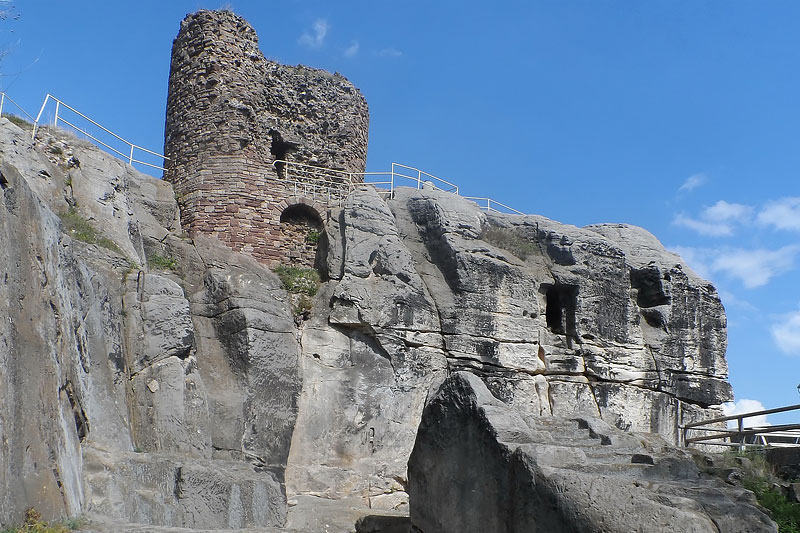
545,284,578,336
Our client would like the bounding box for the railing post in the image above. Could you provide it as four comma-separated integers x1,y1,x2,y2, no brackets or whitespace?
417,170,421,189
129,144,135,166
738,417,745,452
0,93,5,117
32,95,51,141
54,100,60,128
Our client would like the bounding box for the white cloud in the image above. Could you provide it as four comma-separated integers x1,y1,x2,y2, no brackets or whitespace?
673,214,734,237
668,245,799,288
673,200,753,237
678,173,707,192
704,200,753,223
757,197,800,232
711,245,799,288
722,399,770,428
376,48,402,57
298,19,329,48
344,41,359,58
772,310,800,356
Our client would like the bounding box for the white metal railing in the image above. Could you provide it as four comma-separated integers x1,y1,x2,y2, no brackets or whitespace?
681,403,800,451
274,159,525,215
1,91,524,213
389,162,459,194
463,197,525,215
31,94,167,172
0,92,37,123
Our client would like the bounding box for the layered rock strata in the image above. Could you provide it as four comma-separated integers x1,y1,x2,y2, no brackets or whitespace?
1,111,737,530
286,186,731,507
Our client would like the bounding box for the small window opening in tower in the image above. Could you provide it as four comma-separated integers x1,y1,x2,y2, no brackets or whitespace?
269,131,298,180
280,204,323,268
545,284,578,336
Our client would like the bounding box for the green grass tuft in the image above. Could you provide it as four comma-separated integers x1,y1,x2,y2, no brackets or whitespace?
744,477,800,532
703,450,800,532
1,507,85,532
305,229,321,245
272,265,320,297
480,224,536,260
147,253,178,271
58,208,122,254
5,114,33,130
294,294,314,315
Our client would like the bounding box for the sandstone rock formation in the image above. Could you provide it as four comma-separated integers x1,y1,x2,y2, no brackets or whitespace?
408,372,775,532
285,185,732,508
0,120,294,528
0,109,741,529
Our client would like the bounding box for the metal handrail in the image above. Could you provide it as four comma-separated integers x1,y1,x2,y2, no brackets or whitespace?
463,197,526,215
2,90,524,212
390,162,459,193
274,159,525,214
680,403,800,451
31,93,168,171
0,92,37,122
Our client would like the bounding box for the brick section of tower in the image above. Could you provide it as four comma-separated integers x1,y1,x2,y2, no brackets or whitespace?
164,10,369,266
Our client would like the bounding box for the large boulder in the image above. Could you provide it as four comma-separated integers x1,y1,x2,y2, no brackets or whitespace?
408,372,776,533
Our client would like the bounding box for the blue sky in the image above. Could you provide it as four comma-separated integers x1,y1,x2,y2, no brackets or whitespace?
2,1,799,422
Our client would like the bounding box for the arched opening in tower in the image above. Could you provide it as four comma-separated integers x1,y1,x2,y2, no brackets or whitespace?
279,203,323,268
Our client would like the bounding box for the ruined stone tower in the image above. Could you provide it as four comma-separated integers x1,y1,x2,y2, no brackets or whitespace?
164,10,369,266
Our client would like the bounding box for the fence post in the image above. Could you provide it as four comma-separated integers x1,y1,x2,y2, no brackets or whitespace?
54,100,60,128
0,93,5,117
129,145,135,166
32,95,50,141
738,417,745,452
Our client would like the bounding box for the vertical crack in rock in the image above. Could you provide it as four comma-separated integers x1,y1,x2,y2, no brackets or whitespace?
59,380,89,442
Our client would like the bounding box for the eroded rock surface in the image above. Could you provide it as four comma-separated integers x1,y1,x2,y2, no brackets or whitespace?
284,184,733,509
389,188,730,433
0,119,296,528
408,372,775,533
1,109,740,531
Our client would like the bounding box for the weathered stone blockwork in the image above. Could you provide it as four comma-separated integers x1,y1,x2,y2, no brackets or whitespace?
164,10,369,266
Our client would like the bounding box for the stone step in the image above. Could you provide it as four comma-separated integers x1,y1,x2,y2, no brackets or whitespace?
82,447,286,530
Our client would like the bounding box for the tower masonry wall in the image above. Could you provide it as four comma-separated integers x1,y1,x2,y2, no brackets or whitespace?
164,10,370,265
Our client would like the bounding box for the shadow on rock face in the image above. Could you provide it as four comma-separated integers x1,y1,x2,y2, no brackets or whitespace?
356,514,412,533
